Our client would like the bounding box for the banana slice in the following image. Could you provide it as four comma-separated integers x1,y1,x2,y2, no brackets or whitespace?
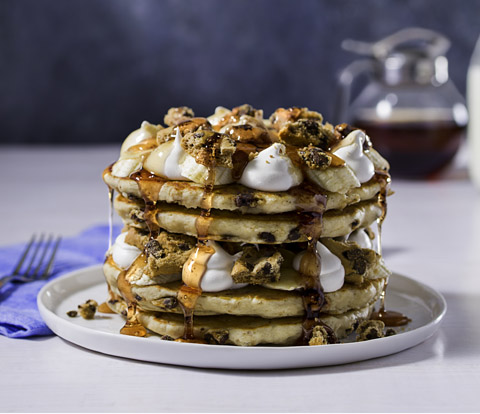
120,121,162,154
305,164,360,193
179,155,234,185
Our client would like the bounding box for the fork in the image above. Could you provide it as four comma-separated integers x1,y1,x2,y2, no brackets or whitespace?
0,234,62,288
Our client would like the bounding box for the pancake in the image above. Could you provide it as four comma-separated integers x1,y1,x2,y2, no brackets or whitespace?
114,195,383,244
106,297,375,346
103,167,385,214
103,257,385,318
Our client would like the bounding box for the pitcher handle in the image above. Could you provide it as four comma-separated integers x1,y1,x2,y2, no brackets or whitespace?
333,58,374,124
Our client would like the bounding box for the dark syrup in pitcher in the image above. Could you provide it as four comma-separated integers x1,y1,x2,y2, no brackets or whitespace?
354,109,465,179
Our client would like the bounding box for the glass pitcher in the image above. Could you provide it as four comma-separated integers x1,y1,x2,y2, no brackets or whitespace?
334,27,468,179
467,33,480,190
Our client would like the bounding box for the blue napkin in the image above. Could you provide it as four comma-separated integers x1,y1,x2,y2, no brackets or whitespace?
0,225,121,338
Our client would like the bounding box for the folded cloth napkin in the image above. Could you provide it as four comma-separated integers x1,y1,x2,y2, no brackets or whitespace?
0,224,120,338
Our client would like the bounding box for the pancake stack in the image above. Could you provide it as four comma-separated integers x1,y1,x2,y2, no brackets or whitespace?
102,105,393,346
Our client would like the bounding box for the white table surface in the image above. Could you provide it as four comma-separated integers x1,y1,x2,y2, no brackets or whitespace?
1,146,480,413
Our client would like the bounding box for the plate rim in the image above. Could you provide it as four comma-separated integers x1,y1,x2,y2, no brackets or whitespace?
37,264,447,369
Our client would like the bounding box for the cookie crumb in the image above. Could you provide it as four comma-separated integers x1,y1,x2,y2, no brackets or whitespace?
308,325,329,346
204,329,229,345
385,328,396,337
66,310,77,318
78,299,98,320
160,335,175,341
356,320,385,341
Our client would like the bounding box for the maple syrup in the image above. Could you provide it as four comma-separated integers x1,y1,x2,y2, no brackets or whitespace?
354,117,465,178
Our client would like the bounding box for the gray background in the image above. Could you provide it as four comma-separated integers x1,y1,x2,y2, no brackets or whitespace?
1,0,479,145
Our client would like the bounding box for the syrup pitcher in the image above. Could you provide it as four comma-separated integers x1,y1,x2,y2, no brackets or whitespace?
334,28,468,178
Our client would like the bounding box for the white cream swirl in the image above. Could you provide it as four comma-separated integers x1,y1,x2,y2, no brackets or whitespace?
347,228,373,249
333,130,374,183
293,242,345,293
111,232,142,270
239,143,303,191
198,241,247,292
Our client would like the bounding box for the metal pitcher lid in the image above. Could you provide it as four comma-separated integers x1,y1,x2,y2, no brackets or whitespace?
342,27,451,85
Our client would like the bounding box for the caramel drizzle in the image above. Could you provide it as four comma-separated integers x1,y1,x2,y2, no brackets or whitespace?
293,183,337,344
116,169,167,337
98,282,117,314
117,254,148,337
97,302,115,314
131,169,166,239
176,135,220,342
370,171,410,326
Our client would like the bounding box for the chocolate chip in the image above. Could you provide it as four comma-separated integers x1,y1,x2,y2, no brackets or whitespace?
145,239,164,259
302,119,321,135
204,329,229,345
234,193,257,208
262,262,272,274
178,243,191,251
232,104,257,117
66,310,77,318
298,146,331,169
162,297,178,309
342,248,368,274
288,227,301,241
160,335,174,341
135,294,142,302
334,123,357,139
353,259,367,274
235,124,253,130
258,232,275,243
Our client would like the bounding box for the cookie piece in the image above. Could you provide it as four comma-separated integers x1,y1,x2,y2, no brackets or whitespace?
308,324,329,346
298,145,333,170
279,119,337,149
269,107,323,131
164,106,195,126
124,228,196,275
157,117,212,144
356,319,385,341
181,130,236,169
231,245,284,284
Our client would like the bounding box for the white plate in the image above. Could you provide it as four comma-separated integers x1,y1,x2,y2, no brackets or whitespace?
38,265,446,370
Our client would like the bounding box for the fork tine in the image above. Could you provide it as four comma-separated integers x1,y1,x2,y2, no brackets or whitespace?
31,234,54,279
11,234,36,276
23,233,46,276
39,236,61,280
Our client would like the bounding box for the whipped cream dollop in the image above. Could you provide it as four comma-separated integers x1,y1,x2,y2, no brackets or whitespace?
239,143,303,191
144,127,185,180
333,130,374,183
189,241,247,293
120,121,158,154
111,232,142,270
293,242,345,293
347,228,373,250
